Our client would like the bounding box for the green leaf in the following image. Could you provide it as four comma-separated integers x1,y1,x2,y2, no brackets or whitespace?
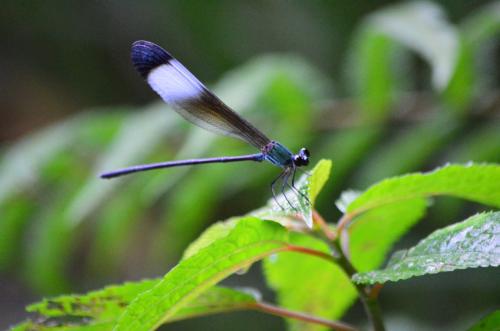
347,1,462,120
0,195,34,270
308,160,333,207
253,159,332,228
457,2,500,111
16,280,256,331
366,1,459,90
181,220,236,260
86,180,151,278
8,321,32,331
38,284,255,323
23,150,91,293
67,105,177,225
263,234,357,331
9,320,104,331
114,217,291,331
27,279,159,319
443,2,500,113
0,112,122,205
427,130,499,237
347,30,399,120
0,111,125,292
167,286,258,323
441,39,474,113
0,114,87,203
353,212,500,284
461,2,500,49
348,198,428,272
467,310,500,331
347,163,500,216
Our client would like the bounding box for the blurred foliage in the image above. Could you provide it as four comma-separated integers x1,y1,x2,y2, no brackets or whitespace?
1,1,499,330
8,161,499,330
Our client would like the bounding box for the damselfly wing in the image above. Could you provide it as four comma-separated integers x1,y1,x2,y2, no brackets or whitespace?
101,40,311,209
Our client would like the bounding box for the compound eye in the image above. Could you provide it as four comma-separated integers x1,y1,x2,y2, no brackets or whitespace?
300,148,310,157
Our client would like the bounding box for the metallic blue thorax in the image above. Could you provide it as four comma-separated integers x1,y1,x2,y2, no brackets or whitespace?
262,141,294,168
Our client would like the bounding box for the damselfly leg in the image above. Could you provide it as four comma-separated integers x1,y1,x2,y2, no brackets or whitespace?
280,168,297,211
289,165,311,205
270,171,286,210
270,166,312,211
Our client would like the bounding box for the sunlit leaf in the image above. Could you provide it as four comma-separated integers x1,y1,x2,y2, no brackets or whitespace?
263,234,356,331
467,310,500,331
181,220,236,260
114,218,291,331
15,279,256,331
9,320,107,331
308,160,333,207
348,198,428,272
432,126,500,226
253,159,332,228
353,212,500,284
347,163,500,216
167,286,258,323
27,279,159,319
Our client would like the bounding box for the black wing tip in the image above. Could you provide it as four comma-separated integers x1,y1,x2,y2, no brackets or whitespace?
131,40,173,78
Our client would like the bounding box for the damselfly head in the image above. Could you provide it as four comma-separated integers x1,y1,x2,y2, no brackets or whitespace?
293,148,310,167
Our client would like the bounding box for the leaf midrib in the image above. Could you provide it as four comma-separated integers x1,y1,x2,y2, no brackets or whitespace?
116,238,289,331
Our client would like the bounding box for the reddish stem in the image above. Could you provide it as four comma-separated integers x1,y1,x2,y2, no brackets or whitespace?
286,245,336,263
252,302,358,331
313,209,336,240
369,283,384,300
336,213,353,236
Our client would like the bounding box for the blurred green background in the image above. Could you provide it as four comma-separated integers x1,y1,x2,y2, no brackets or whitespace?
1,1,499,330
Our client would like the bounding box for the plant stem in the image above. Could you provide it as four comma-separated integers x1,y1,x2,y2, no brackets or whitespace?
363,296,385,331
252,302,358,331
331,240,386,331
286,244,336,263
312,209,336,240
336,213,353,237
313,211,386,330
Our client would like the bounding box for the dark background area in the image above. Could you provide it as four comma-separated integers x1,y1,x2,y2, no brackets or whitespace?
0,0,486,141
1,1,498,330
